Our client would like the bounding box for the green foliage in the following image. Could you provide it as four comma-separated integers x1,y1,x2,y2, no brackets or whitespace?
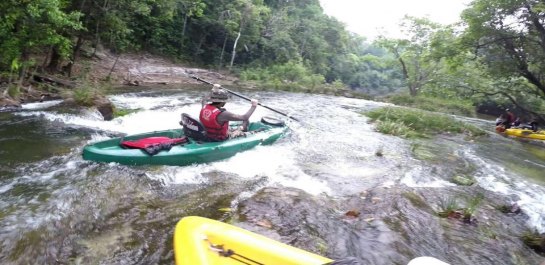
0,0,82,68
73,88,94,107
6,0,543,124
460,0,545,118
7,85,20,98
71,81,100,107
240,61,326,92
496,204,512,214
437,194,483,222
451,175,476,186
113,107,139,118
410,142,439,161
521,230,545,253
374,119,417,138
464,193,484,220
376,16,445,96
365,107,486,138
437,197,459,218
0,0,406,98
386,93,476,117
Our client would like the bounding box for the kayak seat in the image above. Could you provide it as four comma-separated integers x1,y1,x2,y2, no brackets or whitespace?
180,113,209,142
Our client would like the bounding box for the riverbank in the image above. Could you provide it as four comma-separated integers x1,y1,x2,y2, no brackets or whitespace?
0,50,237,112
1,48,370,115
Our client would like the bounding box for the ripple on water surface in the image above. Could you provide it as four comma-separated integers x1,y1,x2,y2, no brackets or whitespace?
1,90,545,264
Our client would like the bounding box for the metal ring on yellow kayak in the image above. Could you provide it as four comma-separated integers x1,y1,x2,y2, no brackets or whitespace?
261,116,285,127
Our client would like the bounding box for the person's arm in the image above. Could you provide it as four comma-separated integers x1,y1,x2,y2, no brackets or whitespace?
217,99,258,123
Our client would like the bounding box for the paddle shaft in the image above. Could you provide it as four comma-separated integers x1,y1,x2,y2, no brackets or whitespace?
191,75,299,122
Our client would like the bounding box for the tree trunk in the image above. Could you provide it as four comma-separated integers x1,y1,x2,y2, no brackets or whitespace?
42,46,53,70
229,31,241,72
219,32,228,69
93,0,109,58
66,36,85,77
526,4,545,54
47,47,62,73
409,85,417,96
107,54,120,80
398,57,417,96
18,48,30,83
31,73,76,88
181,13,188,48
299,35,307,58
194,35,206,61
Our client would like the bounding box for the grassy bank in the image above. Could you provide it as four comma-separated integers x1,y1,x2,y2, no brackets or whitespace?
238,62,371,99
384,94,476,117
364,107,486,138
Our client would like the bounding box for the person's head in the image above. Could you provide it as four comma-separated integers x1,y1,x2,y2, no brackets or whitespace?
208,84,229,106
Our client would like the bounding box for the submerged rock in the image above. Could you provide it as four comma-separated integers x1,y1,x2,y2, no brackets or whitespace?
236,186,544,265
58,94,114,121
93,96,114,121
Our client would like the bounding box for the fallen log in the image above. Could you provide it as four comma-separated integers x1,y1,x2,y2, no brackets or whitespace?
31,73,76,88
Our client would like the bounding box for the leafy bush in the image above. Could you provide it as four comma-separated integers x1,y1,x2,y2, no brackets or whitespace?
71,81,101,107
239,61,327,92
386,93,476,117
375,119,417,138
437,194,484,223
365,107,486,138
7,84,20,98
113,107,139,117
73,88,94,106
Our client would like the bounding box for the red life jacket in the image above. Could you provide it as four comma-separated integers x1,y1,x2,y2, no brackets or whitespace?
200,104,229,141
506,113,515,124
120,137,188,155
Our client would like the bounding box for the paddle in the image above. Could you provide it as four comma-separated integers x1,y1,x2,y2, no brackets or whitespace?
190,75,300,122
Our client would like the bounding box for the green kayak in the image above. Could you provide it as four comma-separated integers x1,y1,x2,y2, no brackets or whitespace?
82,116,288,166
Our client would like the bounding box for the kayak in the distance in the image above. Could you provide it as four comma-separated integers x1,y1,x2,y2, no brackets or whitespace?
503,128,545,141
82,115,287,166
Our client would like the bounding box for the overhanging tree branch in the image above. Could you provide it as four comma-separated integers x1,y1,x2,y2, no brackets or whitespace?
461,84,545,121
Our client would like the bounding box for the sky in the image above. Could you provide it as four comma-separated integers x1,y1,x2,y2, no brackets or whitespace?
319,0,472,40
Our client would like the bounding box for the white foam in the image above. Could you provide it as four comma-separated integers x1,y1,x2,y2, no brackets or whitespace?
464,149,545,233
148,164,210,185
400,166,456,188
109,94,188,110
0,180,16,194
143,142,330,195
21,100,63,110
212,145,331,195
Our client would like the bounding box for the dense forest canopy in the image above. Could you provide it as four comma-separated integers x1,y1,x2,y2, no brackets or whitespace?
0,0,402,94
0,0,544,120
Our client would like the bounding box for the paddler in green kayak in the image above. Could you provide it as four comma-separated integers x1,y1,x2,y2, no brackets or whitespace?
200,84,259,141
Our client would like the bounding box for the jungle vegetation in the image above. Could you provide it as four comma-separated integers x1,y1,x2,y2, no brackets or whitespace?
0,0,544,120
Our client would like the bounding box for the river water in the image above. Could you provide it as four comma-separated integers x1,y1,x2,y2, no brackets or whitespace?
0,87,544,264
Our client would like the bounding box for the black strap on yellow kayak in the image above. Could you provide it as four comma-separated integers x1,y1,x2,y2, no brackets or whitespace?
209,243,264,265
